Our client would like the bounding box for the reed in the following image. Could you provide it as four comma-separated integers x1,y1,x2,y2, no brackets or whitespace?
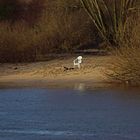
80,0,138,46
0,0,94,62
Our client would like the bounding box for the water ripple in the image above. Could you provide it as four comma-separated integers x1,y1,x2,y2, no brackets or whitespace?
0,129,139,139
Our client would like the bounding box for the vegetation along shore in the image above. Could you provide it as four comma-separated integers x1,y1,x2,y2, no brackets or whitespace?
0,0,140,87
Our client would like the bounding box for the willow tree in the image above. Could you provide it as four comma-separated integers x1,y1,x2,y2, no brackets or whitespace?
80,0,137,46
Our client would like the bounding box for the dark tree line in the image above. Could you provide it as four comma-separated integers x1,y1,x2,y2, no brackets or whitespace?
0,0,45,25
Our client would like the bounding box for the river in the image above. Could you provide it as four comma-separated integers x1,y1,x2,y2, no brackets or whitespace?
0,87,140,140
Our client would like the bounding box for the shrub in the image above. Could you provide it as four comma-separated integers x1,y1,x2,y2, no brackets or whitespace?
37,1,95,53
107,14,140,85
0,22,39,62
0,0,95,62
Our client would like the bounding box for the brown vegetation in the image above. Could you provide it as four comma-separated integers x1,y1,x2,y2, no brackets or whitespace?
80,0,138,46
0,22,39,62
107,14,140,85
0,0,140,86
0,0,95,62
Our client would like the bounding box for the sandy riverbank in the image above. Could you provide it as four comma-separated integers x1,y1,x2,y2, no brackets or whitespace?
0,55,112,88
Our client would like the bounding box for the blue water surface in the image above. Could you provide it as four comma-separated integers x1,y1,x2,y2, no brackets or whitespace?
0,88,140,140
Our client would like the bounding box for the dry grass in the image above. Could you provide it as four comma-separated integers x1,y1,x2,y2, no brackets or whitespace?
0,22,40,62
0,0,95,62
107,14,140,85
37,1,95,53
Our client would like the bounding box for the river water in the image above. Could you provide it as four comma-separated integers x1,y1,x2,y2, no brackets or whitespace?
0,87,140,140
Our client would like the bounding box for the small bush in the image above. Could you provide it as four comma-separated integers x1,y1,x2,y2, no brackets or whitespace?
107,14,140,85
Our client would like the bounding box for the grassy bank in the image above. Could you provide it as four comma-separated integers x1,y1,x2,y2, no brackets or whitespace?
0,0,95,62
